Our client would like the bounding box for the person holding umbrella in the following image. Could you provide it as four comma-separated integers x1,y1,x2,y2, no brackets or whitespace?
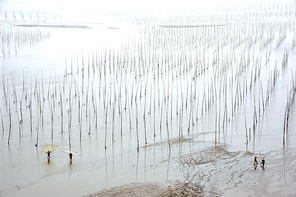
42,144,58,162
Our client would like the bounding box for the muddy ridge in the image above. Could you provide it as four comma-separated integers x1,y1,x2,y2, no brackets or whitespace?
84,182,205,197
181,145,240,166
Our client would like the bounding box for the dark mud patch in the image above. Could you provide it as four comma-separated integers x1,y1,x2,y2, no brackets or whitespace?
163,182,205,197
142,138,193,149
181,145,240,165
244,151,255,156
162,145,240,165
83,182,205,197
84,183,165,197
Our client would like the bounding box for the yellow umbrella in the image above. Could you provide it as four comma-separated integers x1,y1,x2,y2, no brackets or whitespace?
42,144,58,153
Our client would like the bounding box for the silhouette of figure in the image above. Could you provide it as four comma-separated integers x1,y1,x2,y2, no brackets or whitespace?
261,158,265,169
254,156,258,169
47,151,51,163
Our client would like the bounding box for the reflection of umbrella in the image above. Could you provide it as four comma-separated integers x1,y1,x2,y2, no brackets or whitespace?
42,144,58,153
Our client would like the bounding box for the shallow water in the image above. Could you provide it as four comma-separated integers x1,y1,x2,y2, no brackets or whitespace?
1,1,296,196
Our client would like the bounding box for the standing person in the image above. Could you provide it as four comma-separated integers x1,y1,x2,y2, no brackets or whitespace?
254,156,258,169
64,150,76,164
254,156,258,164
69,152,73,161
42,144,58,162
261,157,265,168
47,151,51,163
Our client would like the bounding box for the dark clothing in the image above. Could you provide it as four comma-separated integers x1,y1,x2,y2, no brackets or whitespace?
261,158,265,168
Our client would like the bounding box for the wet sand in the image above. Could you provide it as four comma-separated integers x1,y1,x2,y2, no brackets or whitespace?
84,182,205,197
85,146,296,197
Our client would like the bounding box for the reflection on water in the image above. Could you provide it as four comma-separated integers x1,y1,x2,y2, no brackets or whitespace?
1,0,296,196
